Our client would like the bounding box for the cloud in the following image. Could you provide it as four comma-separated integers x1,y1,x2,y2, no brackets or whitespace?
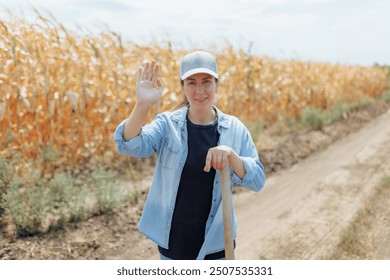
1,0,389,65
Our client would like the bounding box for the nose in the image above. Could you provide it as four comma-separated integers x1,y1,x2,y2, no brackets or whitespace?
195,84,205,93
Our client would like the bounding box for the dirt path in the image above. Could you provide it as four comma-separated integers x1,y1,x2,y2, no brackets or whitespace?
234,108,390,259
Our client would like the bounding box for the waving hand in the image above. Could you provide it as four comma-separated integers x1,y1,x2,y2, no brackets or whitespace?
136,61,163,106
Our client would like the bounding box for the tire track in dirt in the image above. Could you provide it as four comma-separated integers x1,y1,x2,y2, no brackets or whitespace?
234,109,390,259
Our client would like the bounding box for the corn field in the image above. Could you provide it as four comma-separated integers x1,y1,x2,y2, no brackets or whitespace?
0,13,388,178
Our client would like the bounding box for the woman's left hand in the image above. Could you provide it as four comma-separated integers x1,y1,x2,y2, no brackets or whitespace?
204,145,232,172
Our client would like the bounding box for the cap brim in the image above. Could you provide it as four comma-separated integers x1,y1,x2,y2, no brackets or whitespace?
181,68,218,80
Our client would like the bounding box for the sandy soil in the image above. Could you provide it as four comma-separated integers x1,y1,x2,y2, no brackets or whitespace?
1,102,389,260
234,107,390,259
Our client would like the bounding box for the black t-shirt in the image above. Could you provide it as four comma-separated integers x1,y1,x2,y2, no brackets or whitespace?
158,117,225,259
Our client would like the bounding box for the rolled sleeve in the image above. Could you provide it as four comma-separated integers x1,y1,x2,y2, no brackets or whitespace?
233,157,265,192
113,113,168,158
113,119,127,144
113,119,144,157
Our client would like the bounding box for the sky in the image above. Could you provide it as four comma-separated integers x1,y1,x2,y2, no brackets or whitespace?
1,0,389,66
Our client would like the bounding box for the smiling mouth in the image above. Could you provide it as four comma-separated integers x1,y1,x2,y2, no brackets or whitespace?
195,97,207,103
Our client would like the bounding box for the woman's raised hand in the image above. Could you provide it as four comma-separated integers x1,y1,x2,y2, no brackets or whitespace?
136,61,163,106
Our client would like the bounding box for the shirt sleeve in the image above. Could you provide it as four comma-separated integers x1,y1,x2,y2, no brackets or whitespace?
113,113,167,158
232,125,265,192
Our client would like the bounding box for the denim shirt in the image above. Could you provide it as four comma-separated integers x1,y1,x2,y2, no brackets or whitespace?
113,106,265,260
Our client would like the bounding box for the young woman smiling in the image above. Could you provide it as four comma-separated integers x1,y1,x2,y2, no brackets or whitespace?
114,51,265,260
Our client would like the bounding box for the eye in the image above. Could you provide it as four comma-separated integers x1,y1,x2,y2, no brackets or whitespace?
202,80,212,87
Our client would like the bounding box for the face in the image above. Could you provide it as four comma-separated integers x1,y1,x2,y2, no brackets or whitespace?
182,73,218,109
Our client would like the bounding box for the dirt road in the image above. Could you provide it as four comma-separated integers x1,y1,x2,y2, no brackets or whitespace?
234,108,390,259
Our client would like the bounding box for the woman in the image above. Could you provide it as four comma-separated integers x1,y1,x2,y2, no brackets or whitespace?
114,51,265,260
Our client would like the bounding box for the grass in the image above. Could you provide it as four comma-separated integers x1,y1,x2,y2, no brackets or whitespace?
378,176,390,189
244,116,265,144
252,95,382,141
300,97,376,130
380,89,390,102
0,158,138,237
301,107,326,129
329,176,390,259
336,227,369,259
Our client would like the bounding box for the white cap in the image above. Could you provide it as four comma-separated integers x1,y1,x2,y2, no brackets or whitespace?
180,51,218,80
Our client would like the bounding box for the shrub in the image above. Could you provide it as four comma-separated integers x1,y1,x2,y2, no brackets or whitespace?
90,167,127,215
301,107,326,129
380,89,390,102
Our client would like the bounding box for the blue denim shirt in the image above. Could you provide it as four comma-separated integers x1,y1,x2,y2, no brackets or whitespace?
114,106,265,259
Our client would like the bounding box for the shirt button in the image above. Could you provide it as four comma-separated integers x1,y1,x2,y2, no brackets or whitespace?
210,215,214,218
216,180,219,184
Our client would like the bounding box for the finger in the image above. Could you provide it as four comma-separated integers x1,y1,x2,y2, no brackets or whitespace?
204,152,212,172
148,61,156,81
156,78,163,89
142,62,149,80
220,153,228,169
215,153,223,170
152,63,159,83
156,79,163,96
137,67,142,86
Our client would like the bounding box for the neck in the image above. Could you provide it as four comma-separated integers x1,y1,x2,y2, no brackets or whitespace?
187,106,216,125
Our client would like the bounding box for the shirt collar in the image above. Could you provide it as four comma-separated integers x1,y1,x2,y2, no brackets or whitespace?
170,105,231,129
